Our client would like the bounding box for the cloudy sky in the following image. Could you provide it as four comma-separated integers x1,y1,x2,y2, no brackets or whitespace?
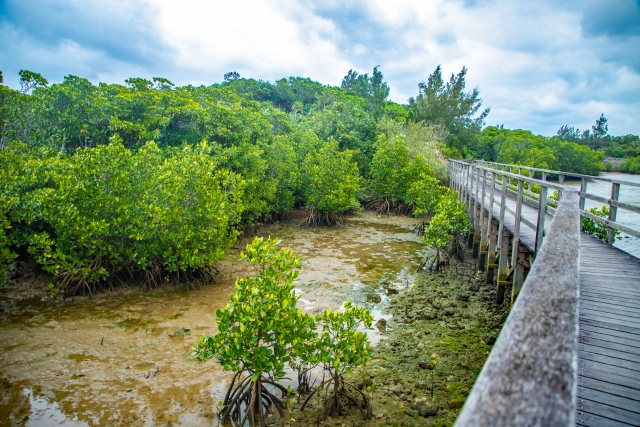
1,0,639,136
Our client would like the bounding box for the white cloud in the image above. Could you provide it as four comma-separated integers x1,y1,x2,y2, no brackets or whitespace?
1,0,638,135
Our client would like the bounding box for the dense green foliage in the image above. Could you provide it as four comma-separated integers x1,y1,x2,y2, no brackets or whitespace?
619,155,640,174
0,65,479,290
2,141,242,294
582,206,620,242
472,126,604,175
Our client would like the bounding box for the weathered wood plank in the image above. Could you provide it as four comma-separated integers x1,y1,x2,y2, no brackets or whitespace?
580,310,640,328
580,335,640,355
579,325,640,346
576,410,636,427
579,359,640,390
579,375,640,402
581,317,640,335
576,398,640,426
579,350,640,373
579,343,640,364
577,388,640,418
581,296,640,312
580,301,640,319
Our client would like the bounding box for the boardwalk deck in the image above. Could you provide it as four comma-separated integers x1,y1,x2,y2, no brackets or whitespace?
469,179,640,426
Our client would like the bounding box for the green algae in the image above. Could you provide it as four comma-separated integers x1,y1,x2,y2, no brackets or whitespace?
291,251,510,427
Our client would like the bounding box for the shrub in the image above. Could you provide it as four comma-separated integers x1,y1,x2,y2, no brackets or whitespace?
300,139,360,226
582,206,619,242
301,301,374,421
7,141,242,295
420,191,470,271
192,237,316,426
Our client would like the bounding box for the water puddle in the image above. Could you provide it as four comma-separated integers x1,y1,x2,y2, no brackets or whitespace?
0,212,427,426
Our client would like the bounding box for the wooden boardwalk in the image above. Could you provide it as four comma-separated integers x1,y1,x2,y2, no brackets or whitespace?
471,180,640,426
578,234,640,427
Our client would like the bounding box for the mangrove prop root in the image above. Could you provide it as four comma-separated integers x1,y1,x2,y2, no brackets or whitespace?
219,371,287,426
301,208,344,227
54,256,220,298
365,198,415,216
301,374,371,421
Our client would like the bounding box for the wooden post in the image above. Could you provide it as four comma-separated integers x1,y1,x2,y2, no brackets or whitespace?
486,220,499,283
535,186,548,256
486,171,496,249
496,228,511,305
512,245,527,306
607,183,620,244
478,169,488,267
510,179,524,304
579,178,587,211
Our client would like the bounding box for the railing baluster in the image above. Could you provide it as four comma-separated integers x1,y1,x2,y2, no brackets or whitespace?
511,179,524,305
535,186,548,255
608,183,621,244
580,178,587,211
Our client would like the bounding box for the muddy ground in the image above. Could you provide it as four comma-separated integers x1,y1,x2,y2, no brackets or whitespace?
291,253,510,427
0,211,509,426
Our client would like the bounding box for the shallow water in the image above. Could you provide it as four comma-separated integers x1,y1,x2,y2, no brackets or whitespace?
564,172,640,258
0,212,427,426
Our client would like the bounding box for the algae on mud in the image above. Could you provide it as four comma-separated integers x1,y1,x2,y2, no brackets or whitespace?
290,249,510,427
0,212,508,426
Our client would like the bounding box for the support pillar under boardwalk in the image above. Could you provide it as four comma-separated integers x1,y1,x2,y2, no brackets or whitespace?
486,255,497,285
468,230,474,249
472,232,481,259
478,245,488,271
495,274,510,305
511,246,530,305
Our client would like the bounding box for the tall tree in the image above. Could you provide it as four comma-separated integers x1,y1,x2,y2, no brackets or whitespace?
409,65,489,158
341,66,390,120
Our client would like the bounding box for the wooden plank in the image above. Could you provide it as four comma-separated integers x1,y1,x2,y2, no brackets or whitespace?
581,277,640,286
580,324,640,345
579,375,640,402
580,293,640,310
581,298,640,313
577,387,640,418
580,343,640,364
579,359,640,390
579,334,640,350
580,291,640,306
581,279,640,288
577,398,640,426
579,350,640,373
580,301,640,318
581,316,640,334
580,310,640,328
576,410,636,427
579,306,640,325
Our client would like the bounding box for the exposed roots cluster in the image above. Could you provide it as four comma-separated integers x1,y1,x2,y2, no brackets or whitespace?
301,208,344,227
52,258,217,298
301,374,372,422
418,232,466,273
365,198,414,216
218,371,289,427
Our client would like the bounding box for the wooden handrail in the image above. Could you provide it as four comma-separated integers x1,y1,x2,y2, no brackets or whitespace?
454,190,580,426
451,160,640,244
479,160,640,188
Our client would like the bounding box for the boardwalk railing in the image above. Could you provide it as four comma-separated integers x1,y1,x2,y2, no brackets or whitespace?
478,160,640,244
448,160,582,426
448,160,566,304
454,189,580,426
